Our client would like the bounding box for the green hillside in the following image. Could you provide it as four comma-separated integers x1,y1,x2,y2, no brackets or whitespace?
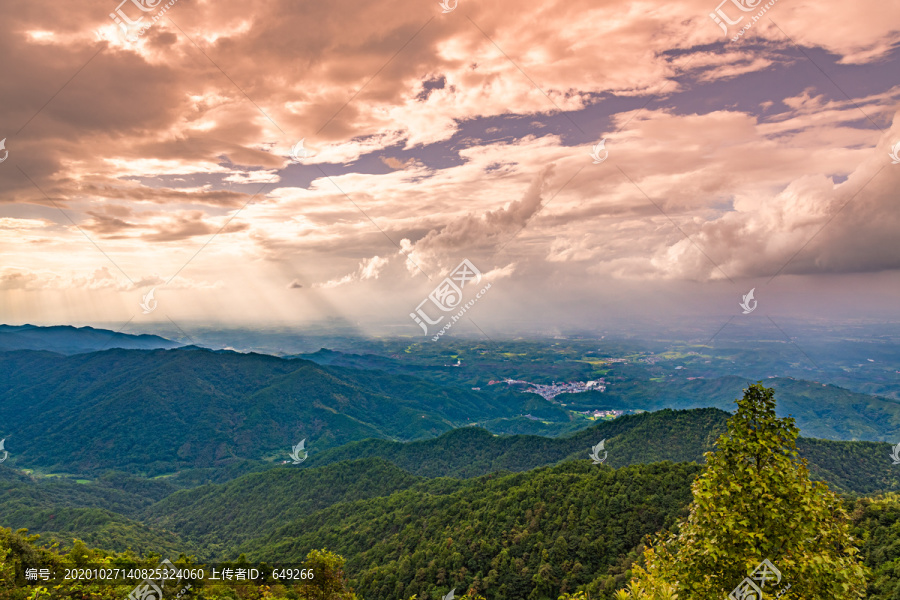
305,408,728,478
5,404,900,565
8,474,900,600
3,347,900,481
239,461,703,600
306,407,900,494
142,458,424,559
0,348,538,475
0,466,189,555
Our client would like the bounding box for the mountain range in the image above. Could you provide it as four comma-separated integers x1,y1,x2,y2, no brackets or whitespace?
0,324,179,354
3,405,899,561
0,347,545,475
3,340,900,479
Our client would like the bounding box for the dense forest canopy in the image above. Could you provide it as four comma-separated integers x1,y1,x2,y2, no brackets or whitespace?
4,384,900,599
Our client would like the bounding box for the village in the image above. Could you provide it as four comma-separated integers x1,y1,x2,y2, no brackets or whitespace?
487,378,607,400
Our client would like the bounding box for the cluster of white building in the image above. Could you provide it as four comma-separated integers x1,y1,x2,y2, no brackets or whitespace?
495,378,607,400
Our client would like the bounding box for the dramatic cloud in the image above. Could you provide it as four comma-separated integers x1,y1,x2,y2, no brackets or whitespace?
1,0,898,328
317,255,390,288
401,164,557,274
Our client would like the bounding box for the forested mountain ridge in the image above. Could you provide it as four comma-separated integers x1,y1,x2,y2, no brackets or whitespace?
0,347,540,475
307,408,900,494
3,404,899,561
241,460,706,599
4,430,900,598
305,408,728,477
3,343,899,480
141,458,425,558
0,324,179,354
7,473,900,600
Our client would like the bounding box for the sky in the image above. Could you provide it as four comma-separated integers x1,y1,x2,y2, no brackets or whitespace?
1,0,899,341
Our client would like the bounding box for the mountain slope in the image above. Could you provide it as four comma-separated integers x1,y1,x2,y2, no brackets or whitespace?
0,347,533,475
0,467,188,556
5,470,900,600
141,458,423,558
238,461,703,599
123,409,900,563
0,324,180,354
305,408,729,478
306,408,900,494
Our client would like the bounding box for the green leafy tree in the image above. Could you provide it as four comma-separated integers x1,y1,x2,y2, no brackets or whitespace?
0,536,14,595
620,383,868,599
298,549,358,600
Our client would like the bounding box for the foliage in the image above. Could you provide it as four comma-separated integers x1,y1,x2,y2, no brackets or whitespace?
0,471,189,556
296,549,358,600
621,383,868,599
143,458,421,559
0,526,355,600
239,460,703,600
847,493,900,599
307,408,900,495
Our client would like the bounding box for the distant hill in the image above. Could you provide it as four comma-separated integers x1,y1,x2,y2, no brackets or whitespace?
0,347,548,475
3,344,900,479
557,375,900,442
648,375,900,442
306,407,900,494
305,408,727,478
296,350,900,443
0,324,180,354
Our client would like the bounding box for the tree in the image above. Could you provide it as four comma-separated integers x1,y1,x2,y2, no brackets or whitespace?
618,383,868,599
0,536,14,594
297,549,358,600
